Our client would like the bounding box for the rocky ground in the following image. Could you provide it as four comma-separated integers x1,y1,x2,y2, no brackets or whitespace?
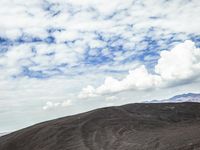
1,102,200,150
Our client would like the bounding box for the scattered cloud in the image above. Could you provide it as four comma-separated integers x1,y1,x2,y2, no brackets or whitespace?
78,85,97,99
0,0,199,81
79,40,200,98
105,96,118,101
0,0,200,132
43,99,72,110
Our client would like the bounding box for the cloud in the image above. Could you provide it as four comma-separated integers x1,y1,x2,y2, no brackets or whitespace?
78,85,97,99
0,0,200,132
42,101,60,110
79,66,161,97
61,100,72,107
79,40,200,98
105,96,118,101
0,0,200,80
155,40,200,82
43,99,72,110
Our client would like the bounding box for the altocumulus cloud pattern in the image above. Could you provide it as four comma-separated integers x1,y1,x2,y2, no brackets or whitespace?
0,0,200,132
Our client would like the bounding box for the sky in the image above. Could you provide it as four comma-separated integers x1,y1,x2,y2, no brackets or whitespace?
0,0,200,132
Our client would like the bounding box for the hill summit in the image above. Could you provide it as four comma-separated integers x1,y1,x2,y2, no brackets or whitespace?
1,102,200,150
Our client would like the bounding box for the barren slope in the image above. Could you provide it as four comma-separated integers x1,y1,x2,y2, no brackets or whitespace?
1,103,200,150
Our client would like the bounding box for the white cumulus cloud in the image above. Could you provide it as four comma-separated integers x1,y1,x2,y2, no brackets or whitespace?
43,99,72,110
155,40,200,82
79,40,200,98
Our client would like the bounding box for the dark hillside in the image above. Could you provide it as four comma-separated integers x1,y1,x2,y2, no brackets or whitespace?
1,102,200,150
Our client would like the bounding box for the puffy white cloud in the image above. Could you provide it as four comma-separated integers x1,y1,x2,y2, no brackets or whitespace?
78,85,97,99
0,0,200,40
43,99,72,110
53,30,79,43
155,40,200,82
0,44,34,79
5,44,33,65
79,66,162,97
105,96,118,101
79,40,200,98
42,101,60,110
61,100,72,107
97,66,161,94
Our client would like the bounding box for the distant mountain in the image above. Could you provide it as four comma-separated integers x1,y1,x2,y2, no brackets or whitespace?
1,103,200,150
146,93,200,103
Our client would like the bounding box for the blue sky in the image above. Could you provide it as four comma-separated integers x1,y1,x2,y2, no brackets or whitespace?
0,0,200,132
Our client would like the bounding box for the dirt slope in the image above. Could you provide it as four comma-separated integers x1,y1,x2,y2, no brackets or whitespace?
1,102,200,150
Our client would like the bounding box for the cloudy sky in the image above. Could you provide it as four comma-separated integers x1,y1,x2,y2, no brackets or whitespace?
0,0,200,132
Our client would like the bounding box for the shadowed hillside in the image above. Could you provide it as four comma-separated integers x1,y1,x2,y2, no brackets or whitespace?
1,102,200,150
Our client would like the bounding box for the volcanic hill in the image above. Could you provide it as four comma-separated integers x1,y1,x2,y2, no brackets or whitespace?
1,102,200,150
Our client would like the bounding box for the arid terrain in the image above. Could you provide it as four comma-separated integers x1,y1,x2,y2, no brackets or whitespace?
1,102,200,150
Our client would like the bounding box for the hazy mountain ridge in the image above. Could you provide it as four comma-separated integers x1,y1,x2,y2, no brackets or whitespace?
146,93,200,103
